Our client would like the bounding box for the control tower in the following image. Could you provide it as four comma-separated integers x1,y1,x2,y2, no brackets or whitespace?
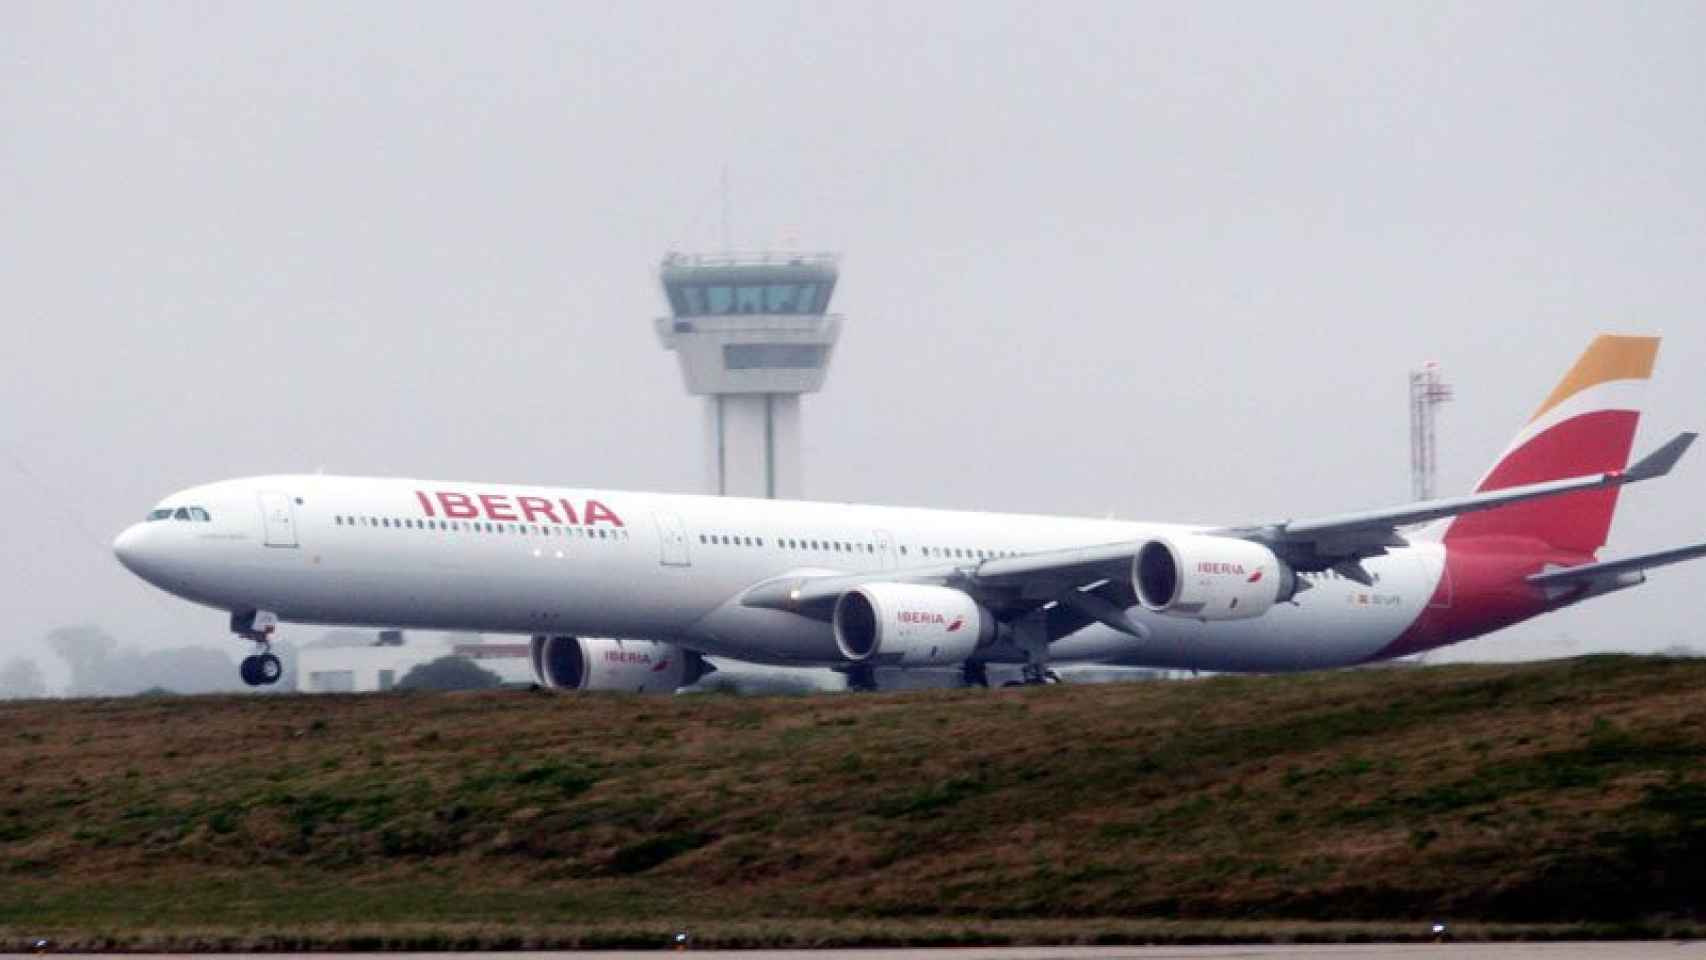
655,251,843,499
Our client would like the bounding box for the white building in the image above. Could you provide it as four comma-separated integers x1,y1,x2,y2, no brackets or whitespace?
296,637,532,693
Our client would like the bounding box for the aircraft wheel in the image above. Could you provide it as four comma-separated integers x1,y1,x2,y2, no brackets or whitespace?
844,663,879,692
238,655,263,687
257,653,283,685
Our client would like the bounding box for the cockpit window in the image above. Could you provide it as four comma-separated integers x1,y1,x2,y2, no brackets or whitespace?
147,506,213,522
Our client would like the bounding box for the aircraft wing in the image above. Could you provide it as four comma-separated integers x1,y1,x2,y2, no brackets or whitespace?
1225,431,1695,584
741,432,1696,633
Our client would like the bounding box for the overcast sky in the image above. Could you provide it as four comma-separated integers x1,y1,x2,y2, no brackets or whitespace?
4,1,1704,684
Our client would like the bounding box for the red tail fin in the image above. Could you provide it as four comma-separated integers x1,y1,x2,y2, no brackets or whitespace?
1444,335,1659,554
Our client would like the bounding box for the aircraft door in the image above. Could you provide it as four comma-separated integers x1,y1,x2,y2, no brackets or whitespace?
874,530,897,570
258,492,299,548
654,511,691,567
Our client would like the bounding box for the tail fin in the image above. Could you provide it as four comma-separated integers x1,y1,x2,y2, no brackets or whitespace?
1443,334,1660,554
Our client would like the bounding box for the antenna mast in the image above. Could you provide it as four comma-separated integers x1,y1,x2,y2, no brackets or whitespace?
719,166,731,251
1409,361,1454,500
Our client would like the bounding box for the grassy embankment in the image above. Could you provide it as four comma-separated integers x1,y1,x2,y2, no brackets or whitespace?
1,655,1704,949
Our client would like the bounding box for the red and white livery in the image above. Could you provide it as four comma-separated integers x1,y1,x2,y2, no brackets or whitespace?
113,335,1706,690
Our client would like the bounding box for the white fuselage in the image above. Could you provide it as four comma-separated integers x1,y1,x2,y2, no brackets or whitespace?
114,475,1445,673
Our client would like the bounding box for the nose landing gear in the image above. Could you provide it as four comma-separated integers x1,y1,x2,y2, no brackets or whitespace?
239,652,283,686
232,610,284,688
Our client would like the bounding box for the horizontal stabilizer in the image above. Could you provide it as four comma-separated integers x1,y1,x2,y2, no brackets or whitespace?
1528,539,1706,588
1623,431,1697,482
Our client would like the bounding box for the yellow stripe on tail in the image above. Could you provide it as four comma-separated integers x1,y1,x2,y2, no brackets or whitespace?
1529,334,1659,424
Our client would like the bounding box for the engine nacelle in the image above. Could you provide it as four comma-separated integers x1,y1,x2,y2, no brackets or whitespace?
1132,534,1298,621
529,636,704,693
833,583,993,666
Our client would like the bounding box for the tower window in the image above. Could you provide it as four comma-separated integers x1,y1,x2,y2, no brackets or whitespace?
724,344,826,370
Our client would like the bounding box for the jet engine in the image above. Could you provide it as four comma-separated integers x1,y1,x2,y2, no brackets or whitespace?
833,583,993,666
1132,534,1299,621
530,636,706,693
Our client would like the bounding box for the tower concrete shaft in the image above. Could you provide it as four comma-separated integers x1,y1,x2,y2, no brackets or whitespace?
655,251,842,499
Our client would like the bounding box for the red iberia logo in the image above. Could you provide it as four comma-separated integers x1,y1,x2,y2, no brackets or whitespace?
414,490,624,527
1198,562,1246,575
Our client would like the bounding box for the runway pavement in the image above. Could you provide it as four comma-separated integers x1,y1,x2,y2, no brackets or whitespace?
6,945,1705,959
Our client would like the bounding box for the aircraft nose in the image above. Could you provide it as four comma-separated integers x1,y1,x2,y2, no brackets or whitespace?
113,523,156,576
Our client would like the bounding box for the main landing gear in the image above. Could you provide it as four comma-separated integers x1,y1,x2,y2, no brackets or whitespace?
960,660,990,688
843,663,879,693
232,610,283,688
1007,612,1061,686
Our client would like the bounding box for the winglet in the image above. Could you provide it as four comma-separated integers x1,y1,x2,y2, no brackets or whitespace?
1622,432,1696,483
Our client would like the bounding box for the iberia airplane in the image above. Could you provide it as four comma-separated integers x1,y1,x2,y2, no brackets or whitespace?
114,335,1705,691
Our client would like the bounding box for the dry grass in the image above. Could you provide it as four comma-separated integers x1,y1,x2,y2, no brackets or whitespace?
1,655,1704,947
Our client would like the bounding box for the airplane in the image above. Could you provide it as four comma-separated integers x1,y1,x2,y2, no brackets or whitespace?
113,335,1706,692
